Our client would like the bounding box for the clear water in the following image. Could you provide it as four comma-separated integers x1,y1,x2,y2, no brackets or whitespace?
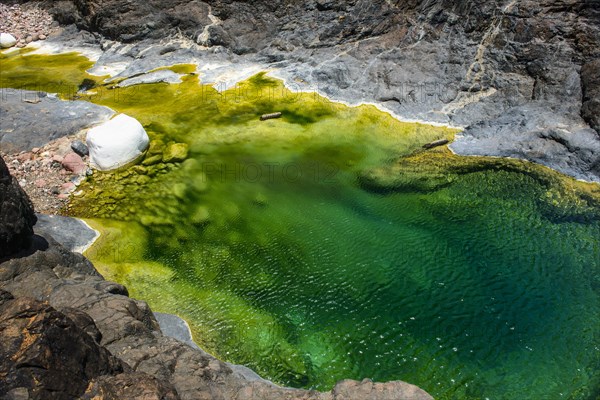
3,51,600,399
79,119,600,399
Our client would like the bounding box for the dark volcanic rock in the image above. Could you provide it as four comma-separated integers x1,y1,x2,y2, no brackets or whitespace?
0,290,123,398
0,155,37,259
71,139,90,157
34,213,98,253
82,372,179,400
0,288,180,399
581,59,600,134
47,0,212,43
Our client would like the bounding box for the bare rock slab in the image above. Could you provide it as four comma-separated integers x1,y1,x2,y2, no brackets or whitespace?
0,90,115,153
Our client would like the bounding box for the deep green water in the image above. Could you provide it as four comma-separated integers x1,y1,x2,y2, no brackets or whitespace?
3,50,600,399
81,124,600,399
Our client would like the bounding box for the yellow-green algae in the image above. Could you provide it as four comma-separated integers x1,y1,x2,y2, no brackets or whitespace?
0,48,106,96
3,50,600,399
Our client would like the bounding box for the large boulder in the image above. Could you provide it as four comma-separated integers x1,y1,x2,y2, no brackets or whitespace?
0,155,37,259
86,114,150,171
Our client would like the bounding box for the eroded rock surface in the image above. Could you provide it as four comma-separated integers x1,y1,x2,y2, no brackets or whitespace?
0,289,180,400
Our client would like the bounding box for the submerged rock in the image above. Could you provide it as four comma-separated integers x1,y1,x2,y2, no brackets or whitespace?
191,205,211,225
87,114,150,171
142,154,163,166
147,139,165,155
162,143,189,163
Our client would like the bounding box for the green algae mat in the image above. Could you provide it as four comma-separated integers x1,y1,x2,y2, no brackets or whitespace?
3,50,600,400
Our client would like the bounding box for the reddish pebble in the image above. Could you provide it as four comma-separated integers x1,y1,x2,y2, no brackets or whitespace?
52,154,63,163
57,194,69,199
62,152,86,174
60,182,76,193
34,179,46,188
16,153,33,162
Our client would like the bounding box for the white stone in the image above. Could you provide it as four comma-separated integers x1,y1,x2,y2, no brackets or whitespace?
86,114,150,171
0,33,17,48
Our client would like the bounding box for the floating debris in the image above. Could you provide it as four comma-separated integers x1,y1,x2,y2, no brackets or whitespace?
423,139,449,149
260,112,282,121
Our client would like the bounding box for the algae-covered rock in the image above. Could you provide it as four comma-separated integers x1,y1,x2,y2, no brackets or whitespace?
147,140,165,155
172,183,187,199
162,143,189,163
142,154,163,166
253,192,268,206
132,165,148,175
191,206,211,225
192,172,209,193
136,175,151,185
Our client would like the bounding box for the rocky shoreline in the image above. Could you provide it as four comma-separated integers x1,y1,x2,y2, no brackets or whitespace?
14,0,600,182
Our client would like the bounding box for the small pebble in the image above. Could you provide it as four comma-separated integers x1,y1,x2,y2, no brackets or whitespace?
71,140,89,157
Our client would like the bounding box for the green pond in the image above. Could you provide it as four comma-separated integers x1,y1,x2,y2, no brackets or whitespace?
3,50,600,399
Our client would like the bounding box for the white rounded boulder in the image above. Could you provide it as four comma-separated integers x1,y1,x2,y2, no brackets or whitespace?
86,114,150,171
0,33,17,48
